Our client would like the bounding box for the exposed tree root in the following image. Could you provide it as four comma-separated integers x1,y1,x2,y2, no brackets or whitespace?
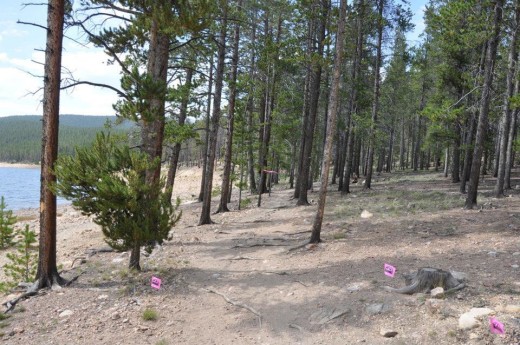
287,241,311,252
226,256,259,261
289,323,304,331
85,247,115,257
3,281,39,313
382,267,466,294
204,288,262,327
230,243,289,249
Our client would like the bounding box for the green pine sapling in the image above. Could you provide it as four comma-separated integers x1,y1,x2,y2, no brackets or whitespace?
1,225,38,293
0,196,16,249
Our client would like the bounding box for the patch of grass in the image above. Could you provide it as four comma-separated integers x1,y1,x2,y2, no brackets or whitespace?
211,186,221,197
155,340,168,345
0,314,10,321
142,308,158,321
0,321,9,329
240,198,252,209
332,232,346,240
447,329,457,337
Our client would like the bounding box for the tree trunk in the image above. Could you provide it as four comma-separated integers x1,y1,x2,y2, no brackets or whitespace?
129,241,141,271
218,0,241,213
466,0,504,208
341,0,364,194
37,0,66,288
297,0,327,205
310,0,346,243
451,121,461,183
165,67,193,203
505,80,520,189
496,0,520,197
364,0,384,189
199,2,227,224
198,55,214,202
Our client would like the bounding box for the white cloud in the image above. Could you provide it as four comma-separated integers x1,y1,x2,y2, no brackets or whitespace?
0,44,122,116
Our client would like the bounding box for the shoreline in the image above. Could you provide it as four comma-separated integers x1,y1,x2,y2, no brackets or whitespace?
0,162,39,169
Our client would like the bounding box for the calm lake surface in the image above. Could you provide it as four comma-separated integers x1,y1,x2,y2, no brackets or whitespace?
0,167,68,211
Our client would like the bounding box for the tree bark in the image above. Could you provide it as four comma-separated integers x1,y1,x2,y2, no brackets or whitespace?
341,0,364,194
165,67,193,203
199,55,215,202
310,0,347,243
505,80,520,189
364,0,384,189
218,0,241,213
465,0,504,208
495,0,520,197
297,0,327,205
37,0,66,288
199,1,228,225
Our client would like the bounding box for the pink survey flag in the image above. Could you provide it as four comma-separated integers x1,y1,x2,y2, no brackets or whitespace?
384,263,396,277
151,276,162,289
489,317,505,335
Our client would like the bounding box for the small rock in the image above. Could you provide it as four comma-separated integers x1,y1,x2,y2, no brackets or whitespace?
365,303,390,315
137,325,149,331
425,299,444,314
458,313,479,330
512,264,519,269
430,287,445,298
488,251,498,257
458,308,494,330
513,252,520,256
380,329,398,338
111,312,121,320
12,328,24,334
59,310,74,318
98,294,109,300
407,203,415,209
212,273,221,279
360,210,373,219
346,284,361,292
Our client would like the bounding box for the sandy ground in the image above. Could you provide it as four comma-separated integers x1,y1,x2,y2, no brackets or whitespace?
0,162,39,169
1,166,520,344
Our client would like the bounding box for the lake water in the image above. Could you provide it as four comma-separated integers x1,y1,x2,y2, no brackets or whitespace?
0,167,68,211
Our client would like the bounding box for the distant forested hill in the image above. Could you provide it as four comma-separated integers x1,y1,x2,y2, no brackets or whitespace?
0,115,131,163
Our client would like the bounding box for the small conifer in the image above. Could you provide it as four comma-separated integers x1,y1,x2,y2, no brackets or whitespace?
0,196,16,249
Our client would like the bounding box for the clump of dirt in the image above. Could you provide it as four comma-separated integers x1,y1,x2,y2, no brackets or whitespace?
2,166,520,344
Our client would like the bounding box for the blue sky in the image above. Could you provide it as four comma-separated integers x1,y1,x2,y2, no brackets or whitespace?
0,0,428,117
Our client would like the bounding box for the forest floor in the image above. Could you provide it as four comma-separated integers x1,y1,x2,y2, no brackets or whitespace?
2,166,520,344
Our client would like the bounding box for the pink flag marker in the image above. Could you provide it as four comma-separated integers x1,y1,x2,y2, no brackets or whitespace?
151,276,162,290
489,317,505,335
384,263,396,278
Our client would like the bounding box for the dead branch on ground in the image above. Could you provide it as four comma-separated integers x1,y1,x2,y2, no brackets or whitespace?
203,288,262,327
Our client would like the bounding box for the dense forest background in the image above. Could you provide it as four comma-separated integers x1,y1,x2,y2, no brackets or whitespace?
0,115,130,162
6,0,520,217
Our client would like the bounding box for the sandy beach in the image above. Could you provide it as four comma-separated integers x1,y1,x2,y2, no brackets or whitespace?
0,162,39,169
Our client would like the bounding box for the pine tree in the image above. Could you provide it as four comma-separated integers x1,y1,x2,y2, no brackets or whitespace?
54,131,181,270
0,196,16,249
1,225,38,293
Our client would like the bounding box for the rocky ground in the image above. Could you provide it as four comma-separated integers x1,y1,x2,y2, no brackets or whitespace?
2,167,520,344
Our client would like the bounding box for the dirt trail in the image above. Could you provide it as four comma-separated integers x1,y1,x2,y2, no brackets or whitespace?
2,167,520,344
